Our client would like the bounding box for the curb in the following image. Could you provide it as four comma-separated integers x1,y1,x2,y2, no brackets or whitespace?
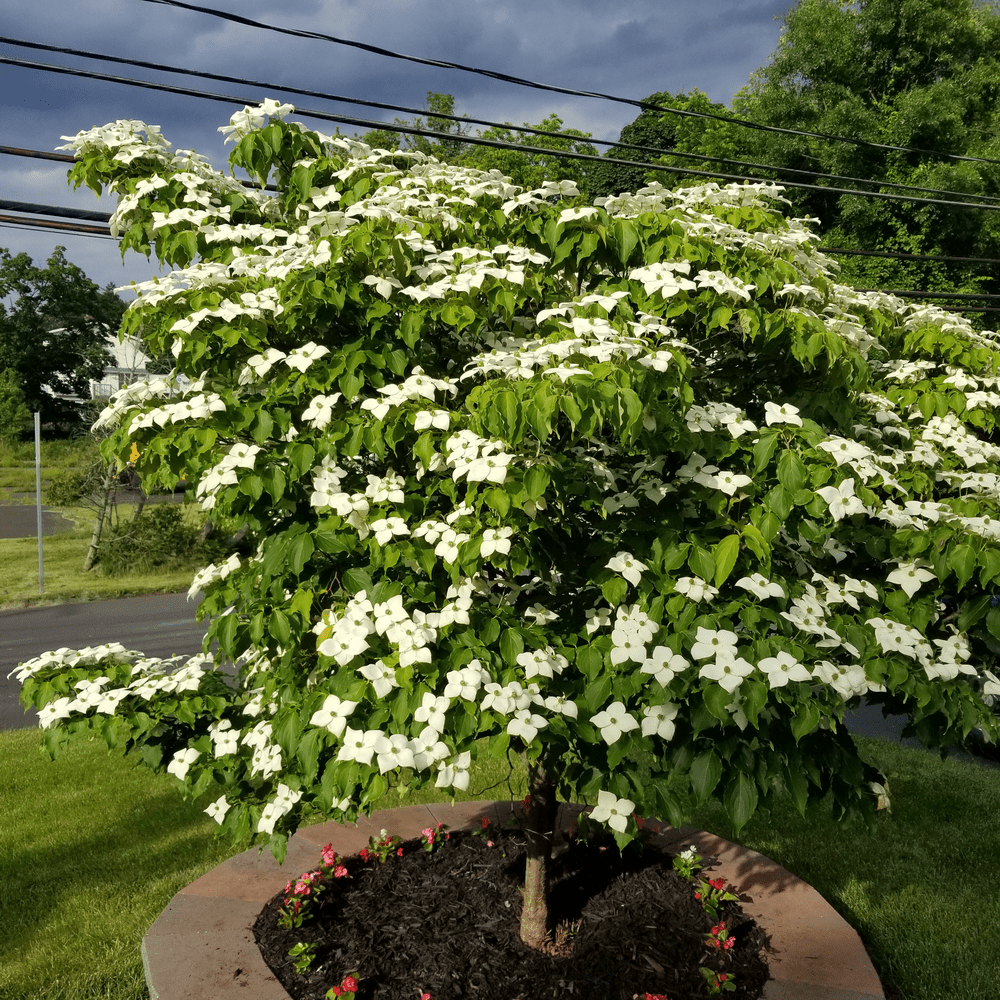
142,801,884,1000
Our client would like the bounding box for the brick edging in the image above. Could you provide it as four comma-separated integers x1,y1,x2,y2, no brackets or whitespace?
142,800,884,1000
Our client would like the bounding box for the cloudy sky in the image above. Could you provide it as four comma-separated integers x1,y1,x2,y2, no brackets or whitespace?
1,0,792,296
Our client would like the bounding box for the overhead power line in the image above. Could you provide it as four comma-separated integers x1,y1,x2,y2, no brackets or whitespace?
6,55,1000,215
0,214,115,238
138,0,1000,170
6,141,1000,269
0,198,110,223
4,37,1000,208
820,247,1000,266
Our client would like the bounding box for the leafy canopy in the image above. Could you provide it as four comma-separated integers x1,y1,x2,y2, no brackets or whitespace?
12,103,1000,865
0,246,125,426
659,0,1000,300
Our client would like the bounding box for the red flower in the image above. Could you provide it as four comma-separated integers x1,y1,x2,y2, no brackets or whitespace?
342,975,359,991
396,847,403,856
329,988,343,997
709,877,727,891
481,815,490,829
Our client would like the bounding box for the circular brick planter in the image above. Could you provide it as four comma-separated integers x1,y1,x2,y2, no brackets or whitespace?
142,800,884,1000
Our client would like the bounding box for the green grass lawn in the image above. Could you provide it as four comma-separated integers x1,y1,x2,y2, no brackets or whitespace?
0,439,98,495
0,726,997,1000
0,504,208,609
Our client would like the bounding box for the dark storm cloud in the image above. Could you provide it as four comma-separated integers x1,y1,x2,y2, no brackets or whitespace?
1,0,791,291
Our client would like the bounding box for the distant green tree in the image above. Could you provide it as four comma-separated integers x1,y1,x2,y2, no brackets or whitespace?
460,114,601,199
0,246,125,427
669,0,1000,301
0,367,31,443
591,90,736,200
358,92,472,160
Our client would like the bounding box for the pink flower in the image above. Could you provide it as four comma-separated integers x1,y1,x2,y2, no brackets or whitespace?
333,864,348,878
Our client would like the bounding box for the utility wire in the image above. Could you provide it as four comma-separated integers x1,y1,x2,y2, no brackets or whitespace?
5,37,1000,208
6,55,1000,215
7,143,1000,268
0,198,110,223
0,214,115,237
820,247,1000,266
138,0,1000,170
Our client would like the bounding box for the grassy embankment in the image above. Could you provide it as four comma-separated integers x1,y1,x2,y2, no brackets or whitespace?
0,726,998,1000
0,438,203,609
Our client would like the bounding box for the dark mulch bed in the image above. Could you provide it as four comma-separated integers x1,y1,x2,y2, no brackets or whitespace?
254,819,770,1000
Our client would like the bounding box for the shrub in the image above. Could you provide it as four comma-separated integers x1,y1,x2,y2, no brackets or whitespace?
98,505,199,575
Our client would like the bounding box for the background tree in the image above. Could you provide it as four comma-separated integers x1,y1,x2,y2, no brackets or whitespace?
0,367,32,443
460,114,601,200
591,90,736,200
661,0,1000,301
358,91,472,159
0,246,126,428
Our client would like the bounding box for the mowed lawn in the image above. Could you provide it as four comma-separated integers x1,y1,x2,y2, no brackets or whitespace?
0,724,998,1000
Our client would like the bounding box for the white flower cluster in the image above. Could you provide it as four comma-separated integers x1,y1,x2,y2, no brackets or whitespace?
359,366,456,419
444,430,515,484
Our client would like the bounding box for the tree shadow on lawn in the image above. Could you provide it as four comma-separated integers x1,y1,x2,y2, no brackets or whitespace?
0,786,249,958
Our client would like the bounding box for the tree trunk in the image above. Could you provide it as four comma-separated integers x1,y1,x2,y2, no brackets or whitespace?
81,464,117,572
519,761,558,950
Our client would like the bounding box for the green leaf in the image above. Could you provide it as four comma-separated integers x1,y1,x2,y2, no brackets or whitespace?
790,702,820,742
342,567,373,594
948,543,976,590
215,614,238,658
986,607,1000,640
269,610,291,645
688,546,714,582
783,760,809,817
689,750,722,804
958,594,991,631
523,466,550,501
241,474,264,501
777,450,806,492
585,674,612,712
753,432,779,475
712,535,740,588
611,219,639,266
723,772,758,832
483,487,510,517
575,646,603,679
287,534,315,575
499,629,524,667
703,684,730,723
601,576,629,606
741,524,769,564
764,485,792,520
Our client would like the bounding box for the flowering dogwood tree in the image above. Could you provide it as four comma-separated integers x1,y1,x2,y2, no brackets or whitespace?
12,101,1000,949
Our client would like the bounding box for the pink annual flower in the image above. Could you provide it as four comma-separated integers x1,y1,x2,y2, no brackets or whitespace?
333,864,348,878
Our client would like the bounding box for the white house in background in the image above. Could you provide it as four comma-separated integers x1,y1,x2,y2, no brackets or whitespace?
89,332,151,398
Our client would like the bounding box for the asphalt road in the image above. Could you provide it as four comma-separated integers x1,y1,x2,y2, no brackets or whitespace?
1,591,207,729
0,503,75,538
